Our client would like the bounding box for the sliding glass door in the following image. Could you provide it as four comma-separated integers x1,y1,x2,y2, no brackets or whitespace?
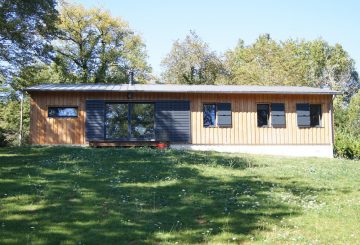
105,102,155,140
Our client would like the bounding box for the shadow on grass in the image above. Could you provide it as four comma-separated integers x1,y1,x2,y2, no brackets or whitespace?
0,147,323,244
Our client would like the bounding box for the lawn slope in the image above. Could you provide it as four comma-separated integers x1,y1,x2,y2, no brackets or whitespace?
0,147,359,244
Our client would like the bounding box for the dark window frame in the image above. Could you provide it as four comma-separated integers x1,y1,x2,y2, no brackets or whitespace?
104,102,156,141
203,103,232,128
257,103,286,128
296,103,323,128
203,103,217,128
271,103,286,128
48,106,78,118
257,103,270,127
310,104,322,127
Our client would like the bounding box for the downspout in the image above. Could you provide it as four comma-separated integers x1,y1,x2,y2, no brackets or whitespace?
330,94,335,155
127,70,134,99
19,91,24,146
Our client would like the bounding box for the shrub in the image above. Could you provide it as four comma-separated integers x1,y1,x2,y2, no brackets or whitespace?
334,130,360,159
0,128,8,147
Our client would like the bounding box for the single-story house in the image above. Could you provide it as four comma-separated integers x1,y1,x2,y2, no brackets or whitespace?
24,83,340,157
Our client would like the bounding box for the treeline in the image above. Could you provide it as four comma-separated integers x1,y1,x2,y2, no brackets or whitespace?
0,1,359,158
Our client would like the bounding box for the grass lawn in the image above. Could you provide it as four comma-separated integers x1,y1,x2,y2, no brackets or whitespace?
0,147,360,244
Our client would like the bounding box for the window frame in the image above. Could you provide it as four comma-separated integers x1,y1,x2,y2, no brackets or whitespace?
256,103,287,128
296,103,323,128
203,103,217,128
47,106,78,118
257,103,270,128
104,102,156,141
310,104,322,128
271,103,286,128
202,103,232,128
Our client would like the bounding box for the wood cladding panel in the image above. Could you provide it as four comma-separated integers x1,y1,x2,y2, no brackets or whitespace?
29,92,333,145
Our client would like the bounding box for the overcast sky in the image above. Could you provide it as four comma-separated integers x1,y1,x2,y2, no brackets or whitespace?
72,0,360,76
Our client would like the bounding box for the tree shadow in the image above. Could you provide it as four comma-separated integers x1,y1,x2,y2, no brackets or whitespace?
0,147,327,244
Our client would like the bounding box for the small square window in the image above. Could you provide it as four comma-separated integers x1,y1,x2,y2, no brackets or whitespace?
48,107,78,118
203,104,216,127
257,104,270,127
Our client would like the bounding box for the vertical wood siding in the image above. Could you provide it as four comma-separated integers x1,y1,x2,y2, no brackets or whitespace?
29,92,333,145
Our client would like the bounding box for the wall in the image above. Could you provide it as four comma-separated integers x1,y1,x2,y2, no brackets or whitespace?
29,92,333,145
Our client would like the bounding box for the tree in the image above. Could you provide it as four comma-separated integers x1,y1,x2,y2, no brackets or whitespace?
224,35,359,101
53,3,151,84
0,0,59,82
347,92,360,137
0,96,30,145
161,31,224,84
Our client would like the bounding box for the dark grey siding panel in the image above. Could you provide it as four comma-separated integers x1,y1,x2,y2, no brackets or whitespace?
86,100,105,141
217,103,232,127
271,103,286,128
155,101,190,142
296,103,310,127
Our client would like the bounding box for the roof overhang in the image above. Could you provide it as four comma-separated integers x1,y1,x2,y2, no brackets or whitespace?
23,84,341,95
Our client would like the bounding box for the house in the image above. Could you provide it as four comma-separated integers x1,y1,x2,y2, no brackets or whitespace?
24,84,340,157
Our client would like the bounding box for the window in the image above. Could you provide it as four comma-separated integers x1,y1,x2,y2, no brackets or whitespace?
257,104,270,127
271,103,286,128
105,103,129,139
296,103,322,127
130,103,155,139
203,103,232,128
217,103,232,127
203,104,216,127
48,107,78,118
105,103,155,140
310,104,322,127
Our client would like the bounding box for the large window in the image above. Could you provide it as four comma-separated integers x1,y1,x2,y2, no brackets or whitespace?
130,103,155,139
48,107,78,118
105,103,155,140
257,104,270,127
105,104,129,139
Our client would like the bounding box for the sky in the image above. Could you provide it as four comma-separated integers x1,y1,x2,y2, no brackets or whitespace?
72,0,360,76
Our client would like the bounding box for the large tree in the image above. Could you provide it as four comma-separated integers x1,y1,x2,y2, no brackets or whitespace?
224,34,359,101
161,31,224,84
0,0,59,83
52,3,151,84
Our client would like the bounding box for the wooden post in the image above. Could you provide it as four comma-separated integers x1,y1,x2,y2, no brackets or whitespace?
19,92,23,146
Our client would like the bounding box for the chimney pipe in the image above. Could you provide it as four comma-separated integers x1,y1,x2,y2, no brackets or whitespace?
129,71,134,85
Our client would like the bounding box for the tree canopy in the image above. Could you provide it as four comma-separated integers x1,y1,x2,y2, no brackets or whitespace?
224,34,359,101
52,3,151,84
161,31,224,84
0,0,59,82
162,33,359,101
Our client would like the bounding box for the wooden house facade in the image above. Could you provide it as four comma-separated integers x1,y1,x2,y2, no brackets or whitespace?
25,84,340,157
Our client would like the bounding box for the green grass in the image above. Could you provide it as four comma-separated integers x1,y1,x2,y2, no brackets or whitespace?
0,147,360,244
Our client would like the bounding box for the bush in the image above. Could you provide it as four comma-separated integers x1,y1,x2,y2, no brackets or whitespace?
0,128,8,147
334,130,360,159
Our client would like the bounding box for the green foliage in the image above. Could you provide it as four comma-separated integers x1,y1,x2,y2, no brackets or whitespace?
335,130,360,159
0,0,59,81
0,127,7,146
53,3,151,84
224,35,359,101
0,97,30,146
334,92,360,159
161,31,225,84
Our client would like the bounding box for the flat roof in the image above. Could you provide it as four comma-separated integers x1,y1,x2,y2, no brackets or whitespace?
24,83,341,95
